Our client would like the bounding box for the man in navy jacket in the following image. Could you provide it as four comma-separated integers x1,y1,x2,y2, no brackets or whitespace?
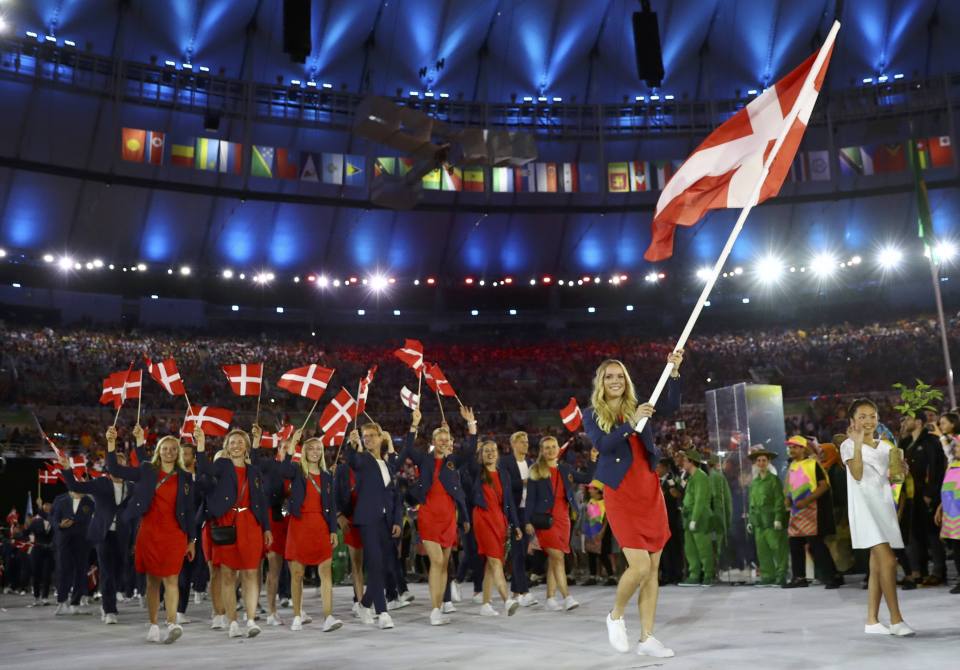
51,486,94,614
502,431,537,607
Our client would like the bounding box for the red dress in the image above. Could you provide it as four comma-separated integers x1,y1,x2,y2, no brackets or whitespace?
135,471,186,577
211,466,264,570
285,473,333,565
604,433,670,552
268,481,291,555
473,471,507,560
535,467,571,554
418,459,457,547
344,469,363,550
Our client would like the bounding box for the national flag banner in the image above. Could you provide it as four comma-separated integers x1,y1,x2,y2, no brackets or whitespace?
122,370,142,401
276,148,299,180
321,153,344,184
607,162,629,192
146,131,165,165
560,397,583,432
463,167,485,192
194,138,219,171
422,168,442,190
222,363,264,397
400,385,420,411
121,128,147,162
317,388,357,435
791,150,831,182
535,163,558,193
218,140,243,175
38,469,59,485
251,145,275,178
578,162,600,193
441,164,462,191
629,160,652,192
398,158,415,175
653,160,682,190
277,364,335,401
300,152,321,182
99,372,125,407
183,405,234,437
144,356,187,396
320,427,345,448
645,26,837,262
513,165,536,192
170,141,195,168
865,143,907,174
356,365,378,415
424,362,456,397
68,455,88,478
838,146,874,176
915,136,954,169
491,166,514,193
393,339,424,372
344,154,365,186
374,157,396,177
560,163,579,193
909,139,937,257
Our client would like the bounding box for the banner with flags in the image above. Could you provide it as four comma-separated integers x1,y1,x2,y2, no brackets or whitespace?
463,167,485,192
535,162,558,193
579,162,600,193
492,166,513,193
300,152,321,182
790,149,831,182
515,165,536,192
374,157,396,177
914,136,954,169
629,161,652,192
607,162,629,192
146,131,165,165
276,148,299,179
218,141,243,175
653,160,683,191
441,165,463,191
251,145,274,178
121,128,146,162
171,141,195,168
195,138,219,171
321,153,344,184
344,154,365,186
422,168,442,190
560,163,579,193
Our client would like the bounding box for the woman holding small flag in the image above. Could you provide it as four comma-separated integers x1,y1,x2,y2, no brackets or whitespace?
105,425,197,644
583,350,683,658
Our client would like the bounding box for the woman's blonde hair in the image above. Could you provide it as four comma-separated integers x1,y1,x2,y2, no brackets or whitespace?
299,437,328,476
222,429,252,464
590,359,639,433
530,436,560,481
477,440,499,485
150,435,186,471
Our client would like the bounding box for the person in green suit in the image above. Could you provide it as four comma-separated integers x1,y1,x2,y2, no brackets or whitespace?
747,447,789,586
707,455,732,557
680,451,714,587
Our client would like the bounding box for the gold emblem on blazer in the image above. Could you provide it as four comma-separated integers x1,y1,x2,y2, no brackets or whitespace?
446,461,456,471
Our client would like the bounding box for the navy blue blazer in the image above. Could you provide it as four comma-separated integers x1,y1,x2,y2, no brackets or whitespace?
278,456,337,531
62,470,132,546
50,492,94,543
333,463,356,518
524,459,596,526
584,376,681,489
196,454,271,531
502,455,534,509
397,431,472,520
27,514,55,546
344,446,403,529
106,452,198,542
470,466,520,529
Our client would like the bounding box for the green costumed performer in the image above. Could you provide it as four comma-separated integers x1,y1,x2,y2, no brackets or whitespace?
707,454,732,556
679,451,714,586
746,447,789,586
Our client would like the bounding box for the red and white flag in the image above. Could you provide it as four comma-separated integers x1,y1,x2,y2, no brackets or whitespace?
423,362,456,397
99,372,126,408
400,385,420,411
321,427,346,448
356,365,378,415
394,339,424,373
317,388,357,435
277,364,335,401
222,363,264,396
144,356,187,396
38,469,60,485
68,455,88,478
560,397,583,432
122,370,142,401
182,405,234,437
262,425,294,450
644,25,838,261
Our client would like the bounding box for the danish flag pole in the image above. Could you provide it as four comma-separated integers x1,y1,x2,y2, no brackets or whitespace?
635,21,840,433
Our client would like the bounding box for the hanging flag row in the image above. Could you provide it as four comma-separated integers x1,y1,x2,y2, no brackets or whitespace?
837,136,953,177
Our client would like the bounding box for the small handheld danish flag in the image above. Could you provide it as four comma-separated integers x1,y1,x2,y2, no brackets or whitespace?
277,364,335,401
560,397,583,432
222,363,264,396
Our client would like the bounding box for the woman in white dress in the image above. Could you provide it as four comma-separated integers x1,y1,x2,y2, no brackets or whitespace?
840,398,914,637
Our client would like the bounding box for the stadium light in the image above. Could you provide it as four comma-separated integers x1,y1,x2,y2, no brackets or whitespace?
222,269,234,279
508,309,517,315
137,262,147,271
695,267,711,281
470,309,479,316
587,307,596,313
811,252,837,277
0,248,6,258
276,306,284,314
935,240,957,263
317,275,329,288
357,309,365,316
43,253,55,263
876,246,903,270
370,273,389,292
179,266,191,276
93,259,103,268
393,310,401,316
231,305,239,311
754,255,785,283
644,272,658,283
58,256,73,271
626,305,634,311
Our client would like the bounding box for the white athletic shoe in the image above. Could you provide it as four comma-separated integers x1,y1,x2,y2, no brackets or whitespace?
889,622,916,637
193,591,204,604
266,613,283,626
146,624,161,643
352,602,362,618
387,598,410,611
518,593,538,607
377,612,394,630
53,603,66,615
637,636,675,658
175,612,192,625
450,581,462,603
544,597,562,611
471,592,484,604
399,591,415,603
864,623,891,635
211,614,226,630
504,598,519,616
358,606,375,625
68,605,81,615
279,598,292,608
228,620,243,638
322,615,343,632
563,595,579,611
164,623,183,645
246,621,261,638
479,603,499,617
430,607,451,626
300,611,313,624
606,614,630,653
290,615,303,631
104,613,118,625
441,601,456,614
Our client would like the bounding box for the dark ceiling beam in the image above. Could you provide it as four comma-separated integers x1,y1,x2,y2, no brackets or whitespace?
358,0,389,93
471,0,503,102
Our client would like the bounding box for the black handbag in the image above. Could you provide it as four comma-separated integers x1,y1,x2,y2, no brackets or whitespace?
530,470,563,530
211,479,248,546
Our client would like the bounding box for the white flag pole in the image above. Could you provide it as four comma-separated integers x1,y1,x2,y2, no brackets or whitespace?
636,21,840,432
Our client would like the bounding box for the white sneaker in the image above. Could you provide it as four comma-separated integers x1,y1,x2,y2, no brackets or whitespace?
175,612,192,625
864,623,891,635
358,606,375,625
505,598,519,616
146,624,161,643
116,594,126,603
100,608,106,622
246,621,261,638
450,581,462,602
279,598,291,608
387,598,410,611
266,613,283,626
301,611,313,624
563,595,579,611
544,597,562,611
228,620,243,638
606,614,630,653
441,601,457,614
430,607,451,626
211,614,226,630
68,605,81,615
164,623,183,644
377,612,394,629
193,591,203,604
400,591,415,603
479,603,499,617
471,592,484,604
352,602,362,618
889,622,916,637
322,615,343,632
290,615,303,631
637,636,675,658
518,593,538,607
104,613,118,625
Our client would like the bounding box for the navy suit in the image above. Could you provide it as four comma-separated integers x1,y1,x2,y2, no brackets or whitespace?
524,457,596,526
584,376,681,489
62,471,132,614
333,463,356,519
51,492,95,605
502,455,534,594
27,513,55,600
195,454,271,531
106,452,198,542
176,467,207,615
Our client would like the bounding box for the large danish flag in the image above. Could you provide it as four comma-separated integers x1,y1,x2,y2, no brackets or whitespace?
317,388,357,435
222,363,264,396
559,397,583,432
144,356,187,396
99,372,127,408
394,339,424,372
356,365,378,414
423,362,456,397
644,25,838,261
277,364,335,401
183,405,234,437
39,468,60,485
